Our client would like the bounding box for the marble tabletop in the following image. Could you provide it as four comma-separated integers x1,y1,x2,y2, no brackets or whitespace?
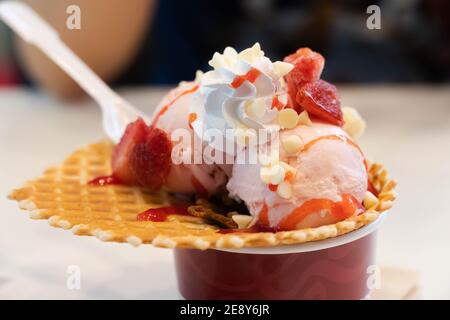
0,85,449,299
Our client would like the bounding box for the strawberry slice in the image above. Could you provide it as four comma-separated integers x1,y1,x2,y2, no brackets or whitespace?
296,79,343,126
284,48,325,110
129,127,172,191
111,118,148,184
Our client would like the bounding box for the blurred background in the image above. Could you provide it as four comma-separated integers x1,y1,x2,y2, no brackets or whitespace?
1,0,450,299
0,0,449,97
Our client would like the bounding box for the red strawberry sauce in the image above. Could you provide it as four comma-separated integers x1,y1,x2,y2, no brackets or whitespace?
151,85,199,128
88,175,123,186
137,205,190,222
231,67,261,88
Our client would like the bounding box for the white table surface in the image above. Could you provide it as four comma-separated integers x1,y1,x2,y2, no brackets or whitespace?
0,85,449,299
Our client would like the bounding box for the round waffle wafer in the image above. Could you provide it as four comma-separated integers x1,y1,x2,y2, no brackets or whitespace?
9,140,397,250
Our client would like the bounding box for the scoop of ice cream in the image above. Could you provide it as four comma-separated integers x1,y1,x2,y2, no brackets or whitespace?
226,122,368,230
151,80,232,195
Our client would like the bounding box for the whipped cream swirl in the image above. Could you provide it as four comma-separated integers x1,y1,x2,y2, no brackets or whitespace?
190,43,293,154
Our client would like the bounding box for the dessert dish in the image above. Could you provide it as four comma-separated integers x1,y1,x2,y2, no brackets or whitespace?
104,43,387,233
9,44,397,299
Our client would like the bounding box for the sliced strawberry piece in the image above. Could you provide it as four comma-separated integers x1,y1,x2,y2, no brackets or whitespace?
111,118,148,184
284,48,325,110
296,79,343,126
284,48,325,86
129,127,172,191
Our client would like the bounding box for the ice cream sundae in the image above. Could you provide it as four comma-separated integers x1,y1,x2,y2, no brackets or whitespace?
10,43,396,300
107,43,374,233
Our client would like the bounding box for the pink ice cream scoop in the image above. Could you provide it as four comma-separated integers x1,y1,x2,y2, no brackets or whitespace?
151,81,232,195
226,122,368,230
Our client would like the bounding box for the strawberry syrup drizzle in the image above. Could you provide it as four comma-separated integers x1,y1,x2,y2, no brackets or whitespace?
188,112,197,129
151,85,199,128
271,94,284,110
137,205,190,222
88,175,123,186
231,68,261,88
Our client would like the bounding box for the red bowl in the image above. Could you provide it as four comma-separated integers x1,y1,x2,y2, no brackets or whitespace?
174,218,383,300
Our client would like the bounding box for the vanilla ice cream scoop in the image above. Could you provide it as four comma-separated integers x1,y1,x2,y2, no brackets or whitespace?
227,122,368,230
151,80,232,195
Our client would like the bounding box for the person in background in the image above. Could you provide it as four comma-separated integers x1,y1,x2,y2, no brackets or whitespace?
1,0,449,99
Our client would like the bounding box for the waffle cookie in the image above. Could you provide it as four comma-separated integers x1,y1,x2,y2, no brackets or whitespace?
9,140,397,250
